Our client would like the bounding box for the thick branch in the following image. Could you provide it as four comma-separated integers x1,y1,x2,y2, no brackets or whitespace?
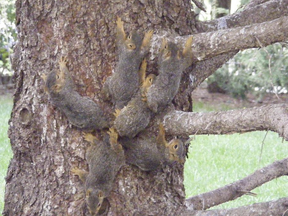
163,104,288,140
185,157,288,210
196,0,288,32
191,16,288,60
181,197,288,216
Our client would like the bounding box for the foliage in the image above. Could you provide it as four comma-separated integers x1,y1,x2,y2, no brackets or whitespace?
0,0,16,75
208,43,288,99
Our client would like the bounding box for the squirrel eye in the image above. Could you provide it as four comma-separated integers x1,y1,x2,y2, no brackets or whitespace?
56,74,60,79
174,144,178,149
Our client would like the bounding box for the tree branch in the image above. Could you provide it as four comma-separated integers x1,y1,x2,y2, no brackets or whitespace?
182,197,288,216
189,51,238,90
163,104,288,140
191,16,288,61
185,157,288,210
196,0,288,32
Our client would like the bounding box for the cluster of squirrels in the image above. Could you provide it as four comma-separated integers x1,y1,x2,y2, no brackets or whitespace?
42,17,193,215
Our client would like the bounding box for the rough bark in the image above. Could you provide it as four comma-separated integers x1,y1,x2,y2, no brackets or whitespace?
186,157,288,210
186,16,288,61
4,0,195,215
163,104,288,140
4,0,288,215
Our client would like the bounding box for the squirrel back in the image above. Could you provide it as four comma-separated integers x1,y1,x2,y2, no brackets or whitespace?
72,129,124,215
122,124,185,171
146,37,193,113
114,59,156,138
103,17,153,109
43,57,109,130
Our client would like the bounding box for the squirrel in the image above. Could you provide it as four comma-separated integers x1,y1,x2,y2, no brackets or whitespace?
114,59,156,138
145,36,193,113
102,17,153,109
121,123,185,171
42,57,109,130
71,128,125,215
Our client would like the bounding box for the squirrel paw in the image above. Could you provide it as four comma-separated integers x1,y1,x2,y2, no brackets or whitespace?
71,167,88,183
83,132,98,144
107,127,123,153
59,56,68,67
113,109,121,118
141,30,154,50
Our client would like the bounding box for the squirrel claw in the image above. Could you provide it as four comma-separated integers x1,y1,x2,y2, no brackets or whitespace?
59,56,68,67
83,132,98,143
113,109,121,118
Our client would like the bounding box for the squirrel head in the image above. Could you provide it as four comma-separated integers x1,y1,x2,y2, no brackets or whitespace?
142,74,156,89
158,38,180,63
167,139,185,163
124,31,143,52
85,188,104,216
46,70,65,93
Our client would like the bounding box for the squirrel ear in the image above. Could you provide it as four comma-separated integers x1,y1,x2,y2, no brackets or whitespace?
86,189,92,197
98,190,104,198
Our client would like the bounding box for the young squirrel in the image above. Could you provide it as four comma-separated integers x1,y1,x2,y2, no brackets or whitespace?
43,57,109,130
102,17,153,109
122,123,185,171
145,37,193,113
114,59,156,138
72,128,125,215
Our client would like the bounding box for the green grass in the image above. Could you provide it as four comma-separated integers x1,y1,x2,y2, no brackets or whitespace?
184,102,288,210
0,95,13,214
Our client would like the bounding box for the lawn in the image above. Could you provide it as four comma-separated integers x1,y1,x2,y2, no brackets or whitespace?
0,95,287,213
184,102,288,209
0,95,13,214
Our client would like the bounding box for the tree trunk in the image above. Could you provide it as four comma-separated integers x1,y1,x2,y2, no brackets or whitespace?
5,0,288,215
4,0,195,215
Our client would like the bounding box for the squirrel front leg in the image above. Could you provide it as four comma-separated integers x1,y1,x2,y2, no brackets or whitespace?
83,132,98,145
71,167,88,183
107,127,123,154
156,123,168,148
116,17,126,46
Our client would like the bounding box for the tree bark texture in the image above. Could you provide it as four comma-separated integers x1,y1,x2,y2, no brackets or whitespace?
4,0,196,215
4,0,288,215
